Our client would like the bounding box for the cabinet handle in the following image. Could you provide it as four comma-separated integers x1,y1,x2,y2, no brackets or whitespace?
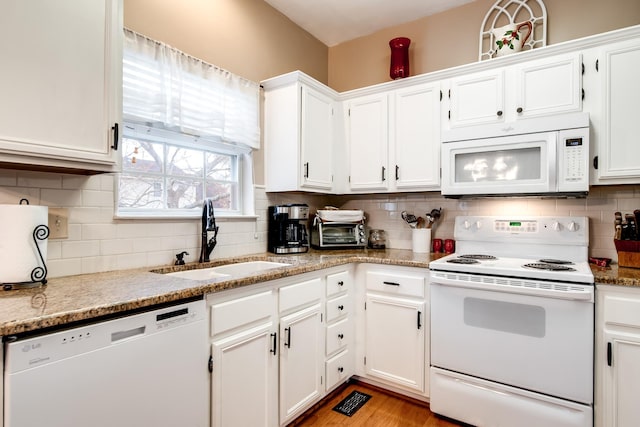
284,327,291,348
596,59,599,72
338,305,344,311
338,367,344,373
516,107,523,114
582,62,585,75
417,311,422,330
338,281,344,286
111,123,119,150
582,88,585,101
383,281,400,286
593,156,599,170
395,165,400,181
496,110,503,117
304,162,309,178
381,166,386,182
607,342,612,366
338,333,344,339
208,355,213,373
270,332,277,356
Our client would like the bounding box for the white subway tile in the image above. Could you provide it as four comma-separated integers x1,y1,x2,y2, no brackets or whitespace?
116,253,148,270
101,239,134,255
17,172,62,189
81,256,118,274
40,189,82,207
82,224,118,240
48,258,83,278
0,170,17,186
0,187,40,204
62,240,100,258
82,190,114,207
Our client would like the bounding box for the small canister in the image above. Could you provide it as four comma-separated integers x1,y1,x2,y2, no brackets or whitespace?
368,229,387,249
444,239,455,254
432,238,443,253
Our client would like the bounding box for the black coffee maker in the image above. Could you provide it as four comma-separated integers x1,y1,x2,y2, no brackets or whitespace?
268,204,310,254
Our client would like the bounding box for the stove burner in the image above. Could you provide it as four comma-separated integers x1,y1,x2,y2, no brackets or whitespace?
447,258,480,264
460,254,497,260
523,263,576,272
538,259,574,265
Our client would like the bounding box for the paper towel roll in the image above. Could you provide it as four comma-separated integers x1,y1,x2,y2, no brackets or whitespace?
0,204,48,284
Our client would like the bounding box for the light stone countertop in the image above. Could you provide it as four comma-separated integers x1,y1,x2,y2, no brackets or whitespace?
0,249,440,336
2,249,638,337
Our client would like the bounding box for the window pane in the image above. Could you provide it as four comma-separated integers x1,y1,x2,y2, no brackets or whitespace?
122,138,164,173
167,177,205,209
206,152,233,181
206,181,234,210
119,174,164,209
167,146,205,178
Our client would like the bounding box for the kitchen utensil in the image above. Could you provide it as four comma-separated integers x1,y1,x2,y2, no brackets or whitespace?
416,217,425,229
401,211,418,228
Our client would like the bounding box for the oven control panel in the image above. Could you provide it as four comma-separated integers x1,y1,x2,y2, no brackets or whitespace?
494,220,538,233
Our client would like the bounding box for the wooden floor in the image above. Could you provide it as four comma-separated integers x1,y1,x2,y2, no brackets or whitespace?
293,382,466,427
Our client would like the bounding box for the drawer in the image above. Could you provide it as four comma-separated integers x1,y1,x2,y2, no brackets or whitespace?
326,349,353,391
210,290,274,336
326,317,350,356
326,293,350,323
327,271,350,297
279,277,322,313
603,293,640,328
366,270,425,298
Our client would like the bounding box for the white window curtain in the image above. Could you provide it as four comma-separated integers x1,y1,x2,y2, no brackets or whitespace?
123,28,260,149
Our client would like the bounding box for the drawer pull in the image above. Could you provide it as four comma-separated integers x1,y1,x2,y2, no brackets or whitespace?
417,311,422,330
338,367,344,373
338,281,344,286
338,333,344,339
338,305,344,311
383,281,400,286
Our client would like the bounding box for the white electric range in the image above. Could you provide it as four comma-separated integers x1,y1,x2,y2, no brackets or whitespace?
429,216,594,427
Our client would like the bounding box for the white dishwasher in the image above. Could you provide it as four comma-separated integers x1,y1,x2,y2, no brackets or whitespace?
4,298,208,427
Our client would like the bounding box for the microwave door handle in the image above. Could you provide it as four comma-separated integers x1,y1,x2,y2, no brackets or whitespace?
549,133,558,191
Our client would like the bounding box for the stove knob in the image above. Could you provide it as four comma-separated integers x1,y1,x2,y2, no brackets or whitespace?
568,221,578,232
463,220,471,229
551,221,561,231
476,220,483,229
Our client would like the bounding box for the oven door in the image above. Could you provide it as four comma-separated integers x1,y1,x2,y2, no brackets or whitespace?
430,272,593,404
441,132,557,196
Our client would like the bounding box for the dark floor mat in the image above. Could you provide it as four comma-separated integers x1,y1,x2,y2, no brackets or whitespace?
332,390,372,417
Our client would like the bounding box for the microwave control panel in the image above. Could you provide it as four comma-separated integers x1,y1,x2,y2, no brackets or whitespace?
558,127,589,192
562,137,586,181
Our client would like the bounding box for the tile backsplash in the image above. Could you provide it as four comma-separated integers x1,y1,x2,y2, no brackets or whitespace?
0,168,637,278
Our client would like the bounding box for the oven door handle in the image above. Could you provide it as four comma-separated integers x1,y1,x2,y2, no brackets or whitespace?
430,272,594,301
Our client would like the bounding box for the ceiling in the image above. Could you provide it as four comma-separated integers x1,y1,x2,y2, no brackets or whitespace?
264,0,477,47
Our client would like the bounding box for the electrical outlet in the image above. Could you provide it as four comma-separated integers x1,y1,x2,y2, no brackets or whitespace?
48,208,69,239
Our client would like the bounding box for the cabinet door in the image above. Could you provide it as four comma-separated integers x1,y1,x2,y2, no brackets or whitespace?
0,0,121,171
393,83,441,190
347,93,389,191
448,69,505,128
301,85,334,190
211,323,278,427
602,335,640,427
595,40,640,182
365,294,425,393
280,303,324,425
513,53,582,120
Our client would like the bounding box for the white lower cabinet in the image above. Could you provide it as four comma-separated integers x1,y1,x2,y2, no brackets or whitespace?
596,284,640,427
207,267,354,427
356,264,430,398
325,270,355,391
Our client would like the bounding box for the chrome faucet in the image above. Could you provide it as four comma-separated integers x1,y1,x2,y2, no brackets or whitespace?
199,198,219,263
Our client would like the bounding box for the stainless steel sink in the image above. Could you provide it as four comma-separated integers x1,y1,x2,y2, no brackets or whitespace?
163,261,291,281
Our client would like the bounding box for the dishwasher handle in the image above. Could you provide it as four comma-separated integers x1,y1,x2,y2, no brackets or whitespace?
111,326,146,342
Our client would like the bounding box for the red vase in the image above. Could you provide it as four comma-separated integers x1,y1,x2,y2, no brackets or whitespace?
389,37,411,80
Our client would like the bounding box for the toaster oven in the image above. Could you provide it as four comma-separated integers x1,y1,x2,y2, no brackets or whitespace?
311,222,366,249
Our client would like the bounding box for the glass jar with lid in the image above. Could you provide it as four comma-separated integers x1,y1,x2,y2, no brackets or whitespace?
368,229,387,249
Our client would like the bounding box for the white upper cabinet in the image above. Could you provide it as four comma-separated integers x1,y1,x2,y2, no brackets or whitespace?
587,39,640,184
0,0,122,173
446,52,582,131
262,71,338,193
345,82,441,193
392,82,441,190
448,69,505,128
346,93,389,191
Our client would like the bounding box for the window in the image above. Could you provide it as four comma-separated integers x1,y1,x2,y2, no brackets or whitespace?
118,29,260,218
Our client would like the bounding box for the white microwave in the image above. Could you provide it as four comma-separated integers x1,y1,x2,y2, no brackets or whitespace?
441,114,590,198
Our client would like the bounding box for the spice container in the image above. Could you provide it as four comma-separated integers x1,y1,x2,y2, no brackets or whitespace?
368,229,387,249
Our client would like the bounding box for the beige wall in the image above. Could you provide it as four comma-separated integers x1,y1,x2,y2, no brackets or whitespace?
124,0,328,84
328,0,640,91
